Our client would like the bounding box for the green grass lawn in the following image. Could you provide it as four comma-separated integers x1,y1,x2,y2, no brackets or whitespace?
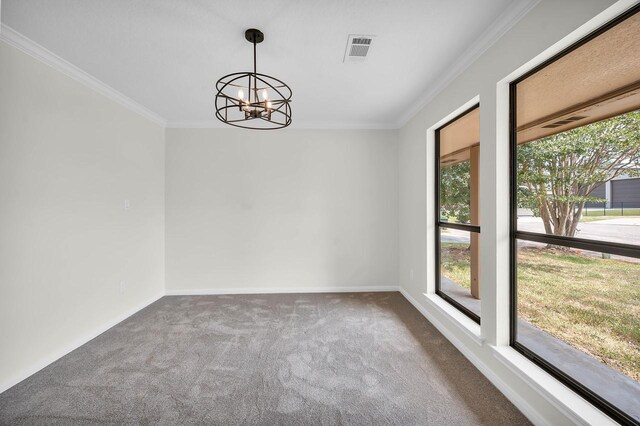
441,243,471,289
580,206,640,222
580,214,640,223
441,243,640,381
583,207,640,216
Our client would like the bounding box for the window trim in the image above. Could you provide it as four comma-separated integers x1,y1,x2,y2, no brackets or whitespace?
435,103,481,325
509,4,640,425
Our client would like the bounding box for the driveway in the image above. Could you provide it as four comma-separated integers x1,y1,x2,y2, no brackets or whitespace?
517,217,640,246
440,228,472,243
441,217,640,262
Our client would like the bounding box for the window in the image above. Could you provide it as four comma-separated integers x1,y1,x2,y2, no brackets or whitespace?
436,104,481,323
510,5,640,424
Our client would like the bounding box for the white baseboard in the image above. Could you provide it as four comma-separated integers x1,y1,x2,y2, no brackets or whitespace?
0,291,164,395
166,285,399,296
0,283,612,425
398,287,546,426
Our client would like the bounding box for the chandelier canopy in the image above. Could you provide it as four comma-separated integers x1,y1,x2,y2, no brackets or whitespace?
215,29,292,130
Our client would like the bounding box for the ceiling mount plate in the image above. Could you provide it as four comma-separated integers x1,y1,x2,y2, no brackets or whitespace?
245,29,264,44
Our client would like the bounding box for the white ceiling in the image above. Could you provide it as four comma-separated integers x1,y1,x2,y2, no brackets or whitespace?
1,0,536,128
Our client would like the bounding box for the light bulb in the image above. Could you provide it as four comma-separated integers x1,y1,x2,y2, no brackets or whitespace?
266,101,272,109
238,89,244,100
261,89,268,100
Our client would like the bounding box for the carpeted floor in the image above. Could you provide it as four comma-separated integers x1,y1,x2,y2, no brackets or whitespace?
0,292,529,425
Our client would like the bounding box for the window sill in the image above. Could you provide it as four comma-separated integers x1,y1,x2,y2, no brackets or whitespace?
492,345,617,426
424,293,483,346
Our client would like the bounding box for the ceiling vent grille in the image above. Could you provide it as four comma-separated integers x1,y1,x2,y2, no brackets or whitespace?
344,35,375,63
541,115,587,128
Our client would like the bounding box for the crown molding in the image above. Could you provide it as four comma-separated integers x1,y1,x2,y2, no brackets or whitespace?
0,23,167,127
166,120,400,130
395,0,541,128
165,121,225,129
1,0,539,132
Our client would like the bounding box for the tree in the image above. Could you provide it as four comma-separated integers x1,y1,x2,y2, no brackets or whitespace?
440,160,471,223
517,110,640,237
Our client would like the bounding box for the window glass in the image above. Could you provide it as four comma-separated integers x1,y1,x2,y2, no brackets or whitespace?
516,110,640,246
515,241,640,420
439,107,480,226
511,6,640,423
436,105,480,323
440,229,480,318
440,160,471,224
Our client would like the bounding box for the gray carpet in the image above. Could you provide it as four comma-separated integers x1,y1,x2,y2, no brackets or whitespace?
0,292,529,425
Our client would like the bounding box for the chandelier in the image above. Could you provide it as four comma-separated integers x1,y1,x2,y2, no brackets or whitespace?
215,29,292,130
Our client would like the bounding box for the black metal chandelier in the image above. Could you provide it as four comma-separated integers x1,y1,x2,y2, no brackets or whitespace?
215,29,292,130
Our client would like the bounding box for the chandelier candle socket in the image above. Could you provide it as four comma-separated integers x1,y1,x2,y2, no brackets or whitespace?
215,29,293,129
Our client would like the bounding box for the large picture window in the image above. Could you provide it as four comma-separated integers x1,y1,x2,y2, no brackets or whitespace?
436,104,481,323
510,6,640,424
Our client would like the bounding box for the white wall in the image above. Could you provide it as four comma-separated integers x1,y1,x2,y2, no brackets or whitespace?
1,0,633,422
398,0,628,424
165,128,398,293
0,41,165,391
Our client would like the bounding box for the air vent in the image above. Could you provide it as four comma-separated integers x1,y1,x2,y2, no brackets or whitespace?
541,115,587,129
343,34,375,63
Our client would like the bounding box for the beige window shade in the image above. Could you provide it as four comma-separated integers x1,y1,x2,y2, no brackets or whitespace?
439,107,480,165
516,12,640,144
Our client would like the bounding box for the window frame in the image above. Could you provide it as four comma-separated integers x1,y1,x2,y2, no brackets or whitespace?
508,4,640,425
435,103,481,324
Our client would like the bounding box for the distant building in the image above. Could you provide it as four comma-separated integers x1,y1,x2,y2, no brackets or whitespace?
586,174,640,208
